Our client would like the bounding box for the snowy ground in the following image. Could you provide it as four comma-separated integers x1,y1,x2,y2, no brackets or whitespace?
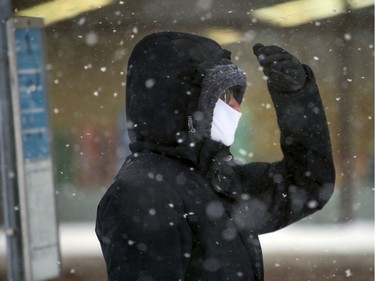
259,221,373,255
0,221,373,275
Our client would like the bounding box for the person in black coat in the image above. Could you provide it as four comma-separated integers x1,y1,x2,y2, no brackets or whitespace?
96,32,335,281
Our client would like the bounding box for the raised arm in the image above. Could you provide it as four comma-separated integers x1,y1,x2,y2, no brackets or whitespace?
234,44,335,234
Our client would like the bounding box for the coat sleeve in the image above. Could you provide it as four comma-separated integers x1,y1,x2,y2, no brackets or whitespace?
95,176,192,281
234,65,335,234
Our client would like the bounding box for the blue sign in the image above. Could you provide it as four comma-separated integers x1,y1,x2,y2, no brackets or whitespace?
14,28,50,160
7,17,60,281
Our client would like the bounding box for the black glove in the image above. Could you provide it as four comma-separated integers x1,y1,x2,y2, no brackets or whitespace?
253,43,306,92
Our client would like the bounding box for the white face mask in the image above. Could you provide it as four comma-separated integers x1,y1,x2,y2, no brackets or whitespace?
210,99,242,146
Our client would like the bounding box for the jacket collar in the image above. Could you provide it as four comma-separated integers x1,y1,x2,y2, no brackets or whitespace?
129,138,242,200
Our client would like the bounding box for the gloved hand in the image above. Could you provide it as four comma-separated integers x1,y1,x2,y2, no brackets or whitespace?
253,43,306,92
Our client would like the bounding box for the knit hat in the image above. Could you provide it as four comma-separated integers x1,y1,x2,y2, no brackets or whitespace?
197,62,247,138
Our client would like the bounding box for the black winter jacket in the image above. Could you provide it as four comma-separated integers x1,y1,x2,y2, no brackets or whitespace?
96,32,335,281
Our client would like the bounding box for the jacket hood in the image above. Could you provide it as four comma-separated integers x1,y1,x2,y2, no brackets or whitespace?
126,31,247,147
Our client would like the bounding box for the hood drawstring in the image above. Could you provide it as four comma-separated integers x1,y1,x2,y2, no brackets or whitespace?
187,115,196,133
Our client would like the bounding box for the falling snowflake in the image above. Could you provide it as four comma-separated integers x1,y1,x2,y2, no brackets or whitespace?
345,269,353,277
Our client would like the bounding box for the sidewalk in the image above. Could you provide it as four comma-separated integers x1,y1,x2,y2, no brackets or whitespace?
0,221,373,279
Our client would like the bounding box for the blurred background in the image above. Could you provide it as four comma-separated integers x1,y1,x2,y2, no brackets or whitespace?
0,0,373,280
